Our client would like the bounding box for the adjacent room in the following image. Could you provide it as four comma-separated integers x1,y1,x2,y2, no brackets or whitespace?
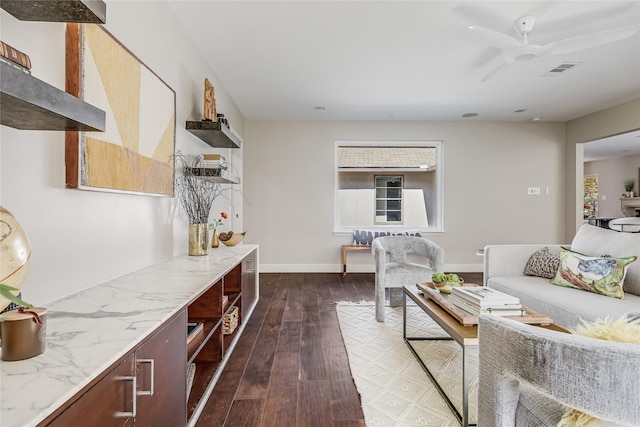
1,1,639,426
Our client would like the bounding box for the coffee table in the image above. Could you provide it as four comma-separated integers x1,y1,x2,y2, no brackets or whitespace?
403,283,566,427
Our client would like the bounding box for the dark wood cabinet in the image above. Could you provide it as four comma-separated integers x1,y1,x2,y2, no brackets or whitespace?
46,311,186,427
37,249,258,427
47,355,135,427
186,249,258,425
135,310,187,427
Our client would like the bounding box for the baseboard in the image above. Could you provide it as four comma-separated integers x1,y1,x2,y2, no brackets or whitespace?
259,263,483,273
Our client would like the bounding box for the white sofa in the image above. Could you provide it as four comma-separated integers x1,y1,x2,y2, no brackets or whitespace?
484,224,640,330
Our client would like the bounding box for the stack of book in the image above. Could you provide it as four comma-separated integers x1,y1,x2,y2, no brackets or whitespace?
449,286,523,316
0,40,32,74
200,154,228,170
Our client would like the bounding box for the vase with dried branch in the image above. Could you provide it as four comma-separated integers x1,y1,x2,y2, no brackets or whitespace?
174,152,225,255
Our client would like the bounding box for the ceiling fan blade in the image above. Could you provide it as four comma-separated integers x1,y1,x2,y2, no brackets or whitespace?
481,60,510,82
468,26,522,50
545,25,640,55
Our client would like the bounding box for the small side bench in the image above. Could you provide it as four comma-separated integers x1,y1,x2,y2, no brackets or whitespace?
342,245,371,277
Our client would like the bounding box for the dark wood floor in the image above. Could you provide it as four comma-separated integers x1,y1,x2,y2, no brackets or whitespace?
195,272,483,427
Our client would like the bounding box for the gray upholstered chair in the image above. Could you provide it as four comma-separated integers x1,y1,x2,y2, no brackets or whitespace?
372,235,443,322
478,315,640,427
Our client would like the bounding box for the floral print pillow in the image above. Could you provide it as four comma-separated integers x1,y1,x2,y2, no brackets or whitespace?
550,247,637,299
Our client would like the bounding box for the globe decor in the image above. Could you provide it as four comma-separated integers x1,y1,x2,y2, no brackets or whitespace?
0,206,46,361
0,206,32,311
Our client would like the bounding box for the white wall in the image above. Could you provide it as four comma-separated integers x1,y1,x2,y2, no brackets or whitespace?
585,154,640,217
0,1,244,305
243,120,566,273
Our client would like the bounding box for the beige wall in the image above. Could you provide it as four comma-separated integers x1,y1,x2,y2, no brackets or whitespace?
244,120,566,272
0,1,244,305
566,98,640,238
585,154,640,217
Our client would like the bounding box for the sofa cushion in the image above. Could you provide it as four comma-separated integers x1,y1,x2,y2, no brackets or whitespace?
487,275,640,330
523,247,560,279
570,224,640,296
550,247,636,299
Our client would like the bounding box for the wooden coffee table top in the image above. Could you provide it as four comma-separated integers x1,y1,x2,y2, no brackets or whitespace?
404,284,567,346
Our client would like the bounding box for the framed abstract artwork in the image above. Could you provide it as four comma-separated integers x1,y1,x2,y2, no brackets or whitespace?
65,23,175,196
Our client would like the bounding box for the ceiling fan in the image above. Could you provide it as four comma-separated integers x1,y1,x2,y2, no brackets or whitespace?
469,15,640,82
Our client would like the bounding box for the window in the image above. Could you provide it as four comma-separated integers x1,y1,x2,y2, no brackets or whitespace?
335,140,443,233
375,176,403,224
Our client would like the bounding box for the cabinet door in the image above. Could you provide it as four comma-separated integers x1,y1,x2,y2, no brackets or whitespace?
47,355,135,427
134,310,187,427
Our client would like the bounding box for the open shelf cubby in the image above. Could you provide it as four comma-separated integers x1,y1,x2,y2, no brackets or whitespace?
185,249,257,425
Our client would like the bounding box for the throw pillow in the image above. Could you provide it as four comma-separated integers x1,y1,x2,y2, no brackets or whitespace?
550,247,637,299
558,317,640,427
523,247,560,279
352,229,422,246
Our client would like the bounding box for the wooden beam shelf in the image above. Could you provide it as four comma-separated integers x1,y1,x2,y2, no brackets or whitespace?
186,120,242,149
0,62,105,131
185,167,240,184
1,0,106,23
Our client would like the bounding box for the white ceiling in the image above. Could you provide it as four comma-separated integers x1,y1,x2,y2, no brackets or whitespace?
166,1,640,157
583,129,640,162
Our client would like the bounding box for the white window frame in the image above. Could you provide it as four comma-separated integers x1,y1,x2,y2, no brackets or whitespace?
334,140,444,234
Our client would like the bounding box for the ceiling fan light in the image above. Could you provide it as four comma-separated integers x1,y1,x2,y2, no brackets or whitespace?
515,53,537,62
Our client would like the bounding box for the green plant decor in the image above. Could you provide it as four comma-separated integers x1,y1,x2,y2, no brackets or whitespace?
624,178,636,192
0,284,33,322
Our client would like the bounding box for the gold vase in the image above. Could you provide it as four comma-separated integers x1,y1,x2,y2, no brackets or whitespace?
188,224,208,256
211,229,219,248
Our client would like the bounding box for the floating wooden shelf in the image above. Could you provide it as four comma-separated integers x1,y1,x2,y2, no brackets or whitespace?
185,167,240,184
1,0,106,23
186,120,242,149
0,62,105,131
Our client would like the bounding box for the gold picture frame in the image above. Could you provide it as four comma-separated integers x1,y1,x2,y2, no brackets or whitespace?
65,23,175,196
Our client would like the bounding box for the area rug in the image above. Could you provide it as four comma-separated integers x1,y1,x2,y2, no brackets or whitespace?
336,302,478,427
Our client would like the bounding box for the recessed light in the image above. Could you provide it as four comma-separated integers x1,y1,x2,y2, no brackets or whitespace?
530,117,541,121
514,109,527,113
313,106,325,111
462,113,478,118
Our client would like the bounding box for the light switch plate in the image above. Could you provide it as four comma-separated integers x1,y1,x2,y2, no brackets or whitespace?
528,187,541,195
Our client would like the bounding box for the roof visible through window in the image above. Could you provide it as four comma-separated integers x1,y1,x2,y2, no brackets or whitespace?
338,147,436,169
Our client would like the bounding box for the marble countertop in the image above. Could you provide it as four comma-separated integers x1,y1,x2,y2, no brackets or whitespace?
0,245,258,427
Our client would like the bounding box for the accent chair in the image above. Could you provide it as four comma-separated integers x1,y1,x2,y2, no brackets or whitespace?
372,235,443,322
478,315,640,426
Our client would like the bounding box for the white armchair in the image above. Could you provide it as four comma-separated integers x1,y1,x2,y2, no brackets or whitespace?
372,236,443,322
478,315,640,426
609,217,640,232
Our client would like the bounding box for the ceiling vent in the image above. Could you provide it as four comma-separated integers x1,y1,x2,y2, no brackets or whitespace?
542,62,581,77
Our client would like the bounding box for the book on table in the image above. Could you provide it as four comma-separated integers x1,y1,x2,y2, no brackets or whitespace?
450,286,520,309
448,293,523,316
